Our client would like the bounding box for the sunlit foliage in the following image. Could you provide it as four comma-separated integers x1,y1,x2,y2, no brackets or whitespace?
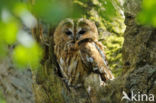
137,0,156,27
0,0,42,68
13,43,42,68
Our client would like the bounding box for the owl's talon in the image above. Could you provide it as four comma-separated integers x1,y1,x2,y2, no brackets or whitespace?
100,81,106,86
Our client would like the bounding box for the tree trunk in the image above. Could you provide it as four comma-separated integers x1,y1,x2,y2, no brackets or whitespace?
0,58,35,103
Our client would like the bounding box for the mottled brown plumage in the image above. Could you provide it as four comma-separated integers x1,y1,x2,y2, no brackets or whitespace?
54,18,114,88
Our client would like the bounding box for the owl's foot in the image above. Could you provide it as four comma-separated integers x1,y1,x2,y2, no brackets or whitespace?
100,81,106,86
99,75,107,86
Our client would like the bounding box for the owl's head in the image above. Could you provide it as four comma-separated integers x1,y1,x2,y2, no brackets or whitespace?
54,18,74,45
76,18,98,43
54,18,98,46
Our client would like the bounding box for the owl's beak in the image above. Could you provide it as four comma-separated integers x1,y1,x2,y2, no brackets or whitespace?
71,41,75,43
76,35,80,41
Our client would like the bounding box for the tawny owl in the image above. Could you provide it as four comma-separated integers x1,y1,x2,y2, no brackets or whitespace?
54,18,114,88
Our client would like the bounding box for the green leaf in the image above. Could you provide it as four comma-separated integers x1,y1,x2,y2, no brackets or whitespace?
137,0,156,27
13,43,43,69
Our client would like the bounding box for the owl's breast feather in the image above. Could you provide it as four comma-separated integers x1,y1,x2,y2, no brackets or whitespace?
55,44,87,87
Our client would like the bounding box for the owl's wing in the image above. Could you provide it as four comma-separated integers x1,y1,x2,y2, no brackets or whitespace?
79,41,114,82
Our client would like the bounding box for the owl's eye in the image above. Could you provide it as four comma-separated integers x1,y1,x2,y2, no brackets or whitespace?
79,29,86,35
65,30,72,35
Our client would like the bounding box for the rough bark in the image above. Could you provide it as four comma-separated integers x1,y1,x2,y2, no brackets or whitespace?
0,58,35,103
122,0,156,102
